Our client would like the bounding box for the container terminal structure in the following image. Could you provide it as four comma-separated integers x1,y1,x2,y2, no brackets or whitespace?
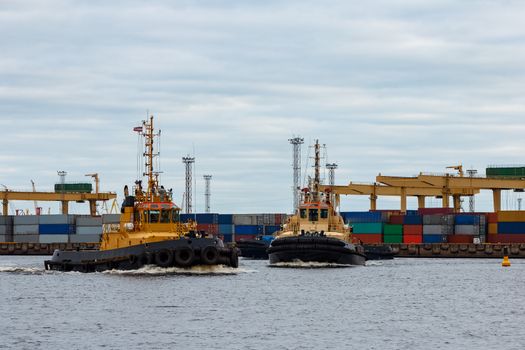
4,166,525,258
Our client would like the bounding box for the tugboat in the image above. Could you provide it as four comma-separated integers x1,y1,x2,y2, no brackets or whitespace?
267,140,366,266
45,116,238,272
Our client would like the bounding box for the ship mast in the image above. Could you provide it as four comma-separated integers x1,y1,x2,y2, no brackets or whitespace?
142,115,159,201
313,139,320,201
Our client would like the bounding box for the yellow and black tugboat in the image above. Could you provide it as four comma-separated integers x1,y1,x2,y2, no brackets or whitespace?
268,140,366,266
45,116,238,272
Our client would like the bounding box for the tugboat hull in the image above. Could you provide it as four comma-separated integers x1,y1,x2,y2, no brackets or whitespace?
44,237,239,272
267,236,366,266
237,239,270,259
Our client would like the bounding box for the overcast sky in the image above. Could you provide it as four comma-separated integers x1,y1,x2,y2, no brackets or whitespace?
2,0,525,215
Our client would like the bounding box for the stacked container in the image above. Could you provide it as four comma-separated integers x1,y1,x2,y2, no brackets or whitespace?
488,211,525,243
72,216,103,243
383,224,403,243
0,216,13,242
38,214,74,243
449,214,486,243
13,215,39,243
403,215,423,244
422,214,453,243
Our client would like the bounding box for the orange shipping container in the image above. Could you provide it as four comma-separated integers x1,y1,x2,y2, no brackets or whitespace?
447,235,474,244
487,212,498,223
497,211,525,222
403,225,423,235
488,223,498,234
487,234,525,244
403,235,422,244
353,234,382,244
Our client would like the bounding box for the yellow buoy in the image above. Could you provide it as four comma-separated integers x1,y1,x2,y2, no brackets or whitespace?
502,255,511,267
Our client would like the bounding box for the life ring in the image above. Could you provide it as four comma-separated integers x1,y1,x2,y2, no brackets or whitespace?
200,246,219,265
174,247,194,267
155,249,174,267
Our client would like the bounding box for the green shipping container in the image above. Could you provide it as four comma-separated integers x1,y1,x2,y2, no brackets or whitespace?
54,183,93,193
383,234,402,243
384,224,403,235
486,167,525,178
351,223,383,234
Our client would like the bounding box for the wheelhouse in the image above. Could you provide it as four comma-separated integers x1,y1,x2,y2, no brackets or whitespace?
135,202,181,224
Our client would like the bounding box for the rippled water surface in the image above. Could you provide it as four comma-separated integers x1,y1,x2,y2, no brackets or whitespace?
1,256,525,350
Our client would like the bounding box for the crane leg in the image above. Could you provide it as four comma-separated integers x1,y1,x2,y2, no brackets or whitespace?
417,195,426,209
61,201,69,215
493,189,501,212
2,199,8,216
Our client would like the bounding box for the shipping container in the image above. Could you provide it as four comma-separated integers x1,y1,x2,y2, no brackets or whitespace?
0,235,9,242
350,223,383,234
423,215,454,225
454,215,483,225
0,225,14,235
488,223,498,234
76,226,103,235
389,215,404,225
487,234,525,244
38,214,71,225
264,225,281,235
404,215,422,225
341,211,383,223
69,234,101,243
39,234,69,243
487,212,498,223
14,216,38,225
196,224,219,235
454,225,480,235
54,183,92,193
218,214,233,225
194,213,219,224
0,216,14,225
13,234,39,243
403,234,422,244
232,214,259,226
219,224,234,235
497,222,525,234
422,235,447,243
418,208,454,215
352,234,382,244
76,216,103,226
447,235,474,244
403,225,423,236
102,214,121,224
486,166,525,178
497,211,525,222
423,225,443,235
383,235,402,243
14,225,39,235
384,224,403,235
235,225,263,235
38,224,73,235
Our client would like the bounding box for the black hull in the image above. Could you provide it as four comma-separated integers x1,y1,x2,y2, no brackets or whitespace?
363,244,397,260
267,236,366,266
237,240,269,259
44,237,239,272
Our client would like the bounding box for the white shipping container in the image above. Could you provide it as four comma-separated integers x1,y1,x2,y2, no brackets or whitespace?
76,226,103,235
0,225,13,235
14,215,38,225
14,225,39,235
13,234,39,243
423,225,443,235
455,225,480,235
69,234,101,243
102,214,121,224
0,216,13,225
39,234,69,244
232,214,257,226
76,216,103,226
0,235,8,242
38,214,70,225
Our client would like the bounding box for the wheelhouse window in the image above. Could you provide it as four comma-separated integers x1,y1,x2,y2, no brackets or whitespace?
149,210,160,223
300,208,307,219
320,209,328,219
160,209,171,223
309,209,319,222
171,209,180,223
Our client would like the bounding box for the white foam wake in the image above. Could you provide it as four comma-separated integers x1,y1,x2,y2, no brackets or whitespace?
102,264,252,276
0,266,46,274
269,260,354,268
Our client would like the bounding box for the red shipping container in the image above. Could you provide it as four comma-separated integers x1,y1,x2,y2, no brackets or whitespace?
389,215,404,225
197,224,219,235
418,208,454,215
487,234,525,244
353,234,382,244
447,235,474,244
487,212,498,223
403,235,422,244
235,234,257,242
403,225,423,235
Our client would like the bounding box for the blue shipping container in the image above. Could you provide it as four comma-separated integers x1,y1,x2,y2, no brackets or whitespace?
405,210,419,216
38,224,72,235
423,235,447,243
340,211,383,223
235,225,263,235
179,213,219,224
218,214,233,224
222,234,233,243
455,215,481,225
404,215,422,225
498,222,525,234
264,225,281,235
219,224,234,235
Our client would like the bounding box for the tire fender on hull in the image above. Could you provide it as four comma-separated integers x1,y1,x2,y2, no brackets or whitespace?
200,246,219,265
174,247,195,267
155,249,174,267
